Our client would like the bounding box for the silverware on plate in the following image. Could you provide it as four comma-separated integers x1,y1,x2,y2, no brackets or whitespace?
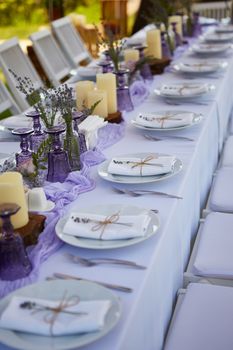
112,187,182,199
65,253,146,269
143,134,194,142
49,273,133,293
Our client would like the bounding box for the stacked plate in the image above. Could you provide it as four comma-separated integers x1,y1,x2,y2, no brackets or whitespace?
190,43,231,56
154,82,215,100
172,61,227,75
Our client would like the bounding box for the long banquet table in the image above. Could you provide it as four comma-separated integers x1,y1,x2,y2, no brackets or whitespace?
1,38,233,350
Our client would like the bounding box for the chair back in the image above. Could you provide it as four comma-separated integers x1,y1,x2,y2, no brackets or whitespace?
192,1,231,20
0,80,21,115
30,29,71,87
52,16,92,68
0,37,43,111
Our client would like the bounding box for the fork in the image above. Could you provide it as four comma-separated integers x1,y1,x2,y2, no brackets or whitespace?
112,187,182,199
50,272,133,293
65,253,146,269
143,134,194,142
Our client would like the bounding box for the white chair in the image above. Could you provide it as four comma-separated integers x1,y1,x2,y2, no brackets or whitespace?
0,37,43,111
51,16,92,69
203,167,233,215
164,283,233,350
192,1,231,20
30,29,73,87
184,211,233,287
0,80,21,115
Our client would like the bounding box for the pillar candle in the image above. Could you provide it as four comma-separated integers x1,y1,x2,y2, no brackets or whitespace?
0,172,29,229
87,89,108,118
146,29,162,59
75,80,94,111
96,73,117,114
169,16,183,37
124,49,140,63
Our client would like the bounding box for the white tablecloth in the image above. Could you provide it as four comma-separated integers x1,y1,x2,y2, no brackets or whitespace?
1,47,233,350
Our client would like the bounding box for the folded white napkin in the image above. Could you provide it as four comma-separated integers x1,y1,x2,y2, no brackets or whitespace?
79,115,108,149
0,115,32,129
63,211,151,240
0,296,111,336
205,33,233,41
160,83,208,97
136,112,194,128
108,155,175,176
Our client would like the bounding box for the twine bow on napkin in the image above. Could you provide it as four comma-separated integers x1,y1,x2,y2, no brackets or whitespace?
156,114,182,128
91,211,132,239
20,292,86,335
130,155,163,176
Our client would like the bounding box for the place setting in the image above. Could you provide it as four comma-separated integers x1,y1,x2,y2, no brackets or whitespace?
188,42,233,56
154,81,216,105
171,60,228,78
0,279,121,350
55,203,160,250
201,32,233,43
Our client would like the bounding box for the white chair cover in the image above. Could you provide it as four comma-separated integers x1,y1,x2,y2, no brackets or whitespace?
30,29,71,87
193,212,233,278
0,37,43,111
52,16,92,68
209,167,233,212
221,135,233,166
164,283,233,350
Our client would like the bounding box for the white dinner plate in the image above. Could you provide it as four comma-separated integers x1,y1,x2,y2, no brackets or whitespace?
131,111,203,131
190,43,231,55
203,32,233,42
154,82,215,100
56,204,159,249
98,152,182,184
172,61,227,74
216,25,233,33
0,280,121,350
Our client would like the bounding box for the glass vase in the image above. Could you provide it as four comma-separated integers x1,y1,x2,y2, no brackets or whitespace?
132,44,153,81
11,128,34,167
73,113,87,154
45,125,71,183
63,122,81,171
114,69,133,112
161,32,172,59
0,203,32,281
171,22,182,47
25,110,46,152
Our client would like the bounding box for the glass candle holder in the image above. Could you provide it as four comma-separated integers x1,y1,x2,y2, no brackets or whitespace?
98,60,113,74
102,50,114,72
114,68,133,112
132,44,153,81
45,125,71,183
73,112,87,154
0,203,32,281
161,32,172,59
25,110,46,152
12,128,34,167
171,22,183,47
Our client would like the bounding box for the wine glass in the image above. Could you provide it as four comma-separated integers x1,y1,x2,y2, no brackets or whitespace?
0,203,32,281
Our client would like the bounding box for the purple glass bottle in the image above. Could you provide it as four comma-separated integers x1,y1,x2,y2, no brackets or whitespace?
45,125,71,183
102,50,114,72
114,68,133,112
161,32,172,59
25,110,46,152
12,128,34,167
132,44,153,81
0,203,32,281
171,22,183,47
192,12,202,37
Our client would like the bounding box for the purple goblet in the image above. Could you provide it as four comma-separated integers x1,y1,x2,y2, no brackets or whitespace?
171,22,183,47
12,128,33,167
0,203,32,281
25,110,46,152
161,32,172,59
45,125,71,183
132,44,153,81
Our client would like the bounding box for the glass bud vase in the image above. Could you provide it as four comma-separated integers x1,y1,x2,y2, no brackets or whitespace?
171,22,182,47
63,121,81,171
0,203,32,281
73,113,87,154
132,44,153,81
161,32,172,59
25,110,46,152
114,69,133,112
